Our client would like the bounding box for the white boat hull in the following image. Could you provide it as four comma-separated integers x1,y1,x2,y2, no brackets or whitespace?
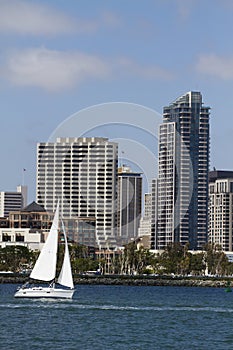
14,286,75,299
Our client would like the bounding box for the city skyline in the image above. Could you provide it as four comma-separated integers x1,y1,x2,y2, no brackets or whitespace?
1,1,233,201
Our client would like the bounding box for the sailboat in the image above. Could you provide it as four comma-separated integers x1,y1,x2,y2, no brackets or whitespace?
14,202,75,299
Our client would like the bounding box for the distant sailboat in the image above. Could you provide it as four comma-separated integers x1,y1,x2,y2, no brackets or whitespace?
14,202,75,299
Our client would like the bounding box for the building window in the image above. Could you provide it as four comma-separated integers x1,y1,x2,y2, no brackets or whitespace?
2,234,11,242
16,234,25,242
230,182,233,193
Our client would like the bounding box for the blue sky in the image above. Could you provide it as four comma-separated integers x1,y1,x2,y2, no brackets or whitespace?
1,0,233,201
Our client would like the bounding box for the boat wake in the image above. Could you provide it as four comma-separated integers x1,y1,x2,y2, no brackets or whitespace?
2,303,233,313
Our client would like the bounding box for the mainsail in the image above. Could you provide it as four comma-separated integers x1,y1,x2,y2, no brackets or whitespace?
57,221,74,289
30,203,59,282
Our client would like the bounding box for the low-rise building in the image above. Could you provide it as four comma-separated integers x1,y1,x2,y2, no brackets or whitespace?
9,201,52,230
0,228,43,251
0,201,97,250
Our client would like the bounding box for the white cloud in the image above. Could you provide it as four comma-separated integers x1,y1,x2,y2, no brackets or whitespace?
0,0,97,35
175,0,198,20
1,47,173,92
101,11,121,28
117,58,174,80
196,53,233,80
3,48,110,91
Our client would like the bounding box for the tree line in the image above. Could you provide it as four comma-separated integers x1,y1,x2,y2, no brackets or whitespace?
0,242,233,277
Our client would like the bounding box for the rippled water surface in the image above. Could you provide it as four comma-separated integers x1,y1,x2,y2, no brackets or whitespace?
1,284,233,349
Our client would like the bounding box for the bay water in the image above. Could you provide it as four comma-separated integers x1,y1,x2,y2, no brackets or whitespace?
1,284,233,349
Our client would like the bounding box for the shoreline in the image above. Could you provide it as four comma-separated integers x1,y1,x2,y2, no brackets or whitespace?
1,274,232,288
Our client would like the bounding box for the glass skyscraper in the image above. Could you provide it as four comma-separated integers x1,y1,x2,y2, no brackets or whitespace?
117,166,142,245
156,91,210,250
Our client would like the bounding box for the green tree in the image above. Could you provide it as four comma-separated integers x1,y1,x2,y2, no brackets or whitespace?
159,243,187,275
117,242,157,275
204,243,228,276
189,253,205,275
0,246,34,272
72,257,99,274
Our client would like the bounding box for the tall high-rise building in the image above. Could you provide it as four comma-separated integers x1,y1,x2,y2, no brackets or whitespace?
17,185,28,208
117,165,142,245
150,178,158,249
138,193,152,237
209,170,233,252
156,91,210,250
36,137,118,248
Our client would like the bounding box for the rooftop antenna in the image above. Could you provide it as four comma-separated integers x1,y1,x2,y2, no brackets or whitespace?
22,168,26,186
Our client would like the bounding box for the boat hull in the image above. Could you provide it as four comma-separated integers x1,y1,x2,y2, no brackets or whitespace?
14,286,75,299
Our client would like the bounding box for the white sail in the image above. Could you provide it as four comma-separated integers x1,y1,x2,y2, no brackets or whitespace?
30,202,59,282
57,221,74,289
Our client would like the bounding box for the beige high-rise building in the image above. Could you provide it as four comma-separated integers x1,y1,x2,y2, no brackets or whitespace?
138,193,152,237
36,137,118,248
150,178,158,249
209,170,233,252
